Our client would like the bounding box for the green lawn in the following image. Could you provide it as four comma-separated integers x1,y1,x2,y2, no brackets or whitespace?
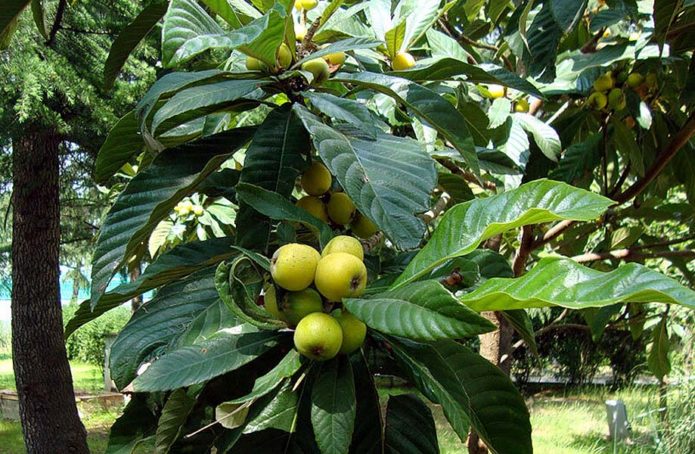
0,357,103,393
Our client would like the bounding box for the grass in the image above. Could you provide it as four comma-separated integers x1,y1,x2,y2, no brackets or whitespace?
0,358,103,393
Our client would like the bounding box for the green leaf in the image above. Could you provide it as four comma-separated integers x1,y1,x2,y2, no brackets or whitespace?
294,37,383,66
349,354,383,454
385,20,406,58
501,310,538,355
654,0,683,48
394,179,614,286
384,394,439,454
344,281,494,341
303,92,378,138
386,336,532,454
104,2,168,90
94,110,143,183
513,113,561,162
294,106,437,250
244,381,298,433
549,0,587,32
333,72,478,173
173,298,243,348
549,133,601,186
231,350,303,404
235,105,310,250
30,0,48,40
133,330,285,392
105,395,158,454
216,258,286,330
525,3,563,82
0,0,29,38
488,98,512,129
459,257,695,311
109,268,221,389
648,315,671,380
90,128,254,306
154,389,196,453
201,0,244,28
216,401,252,430
396,0,442,50
235,183,334,248
311,357,356,454
426,29,470,62
612,118,644,177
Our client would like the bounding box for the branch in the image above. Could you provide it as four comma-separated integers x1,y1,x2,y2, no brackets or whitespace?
632,235,695,250
531,219,575,249
572,248,695,263
614,112,695,204
46,0,68,46
435,158,496,190
301,17,322,51
421,192,452,224
512,225,534,276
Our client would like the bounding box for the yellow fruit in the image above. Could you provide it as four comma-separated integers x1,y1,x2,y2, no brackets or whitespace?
246,56,267,71
282,288,324,326
322,235,364,261
295,23,307,41
296,196,329,223
608,88,626,111
277,43,292,69
587,92,607,110
263,284,286,321
486,84,506,99
334,310,367,354
301,162,332,196
293,313,343,361
626,72,643,88
351,213,378,239
301,58,330,84
514,98,530,113
294,0,302,9
391,51,416,71
324,52,346,67
327,192,356,225
176,200,193,216
295,0,318,10
593,72,615,92
314,252,367,301
192,205,204,216
270,243,320,291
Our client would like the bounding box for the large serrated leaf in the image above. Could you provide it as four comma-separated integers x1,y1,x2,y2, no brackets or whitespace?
333,72,478,172
394,179,614,286
395,0,442,50
344,281,494,341
459,257,695,311
294,37,383,66
94,111,143,183
525,3,563,82
648,315,671,380
513,113,561,162
244,381,298,433
549,133,601,186
386,336,532,454
105,395,158,454
311,357,356,454
384,394,439,454
385,19,406,58
132,330,285,392
303,92,378,138
549,0,587,32
231,350,303,404
154,389,196,453
294,106,436,250
349,354,383,454
89,128,254,306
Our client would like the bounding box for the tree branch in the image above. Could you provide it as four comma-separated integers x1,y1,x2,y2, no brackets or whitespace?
435,158,496,190
572,248,695,263
512,225,534,277
46,0,68,46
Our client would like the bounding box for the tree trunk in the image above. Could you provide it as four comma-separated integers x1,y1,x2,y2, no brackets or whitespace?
11,128,89,453
129,265,142,312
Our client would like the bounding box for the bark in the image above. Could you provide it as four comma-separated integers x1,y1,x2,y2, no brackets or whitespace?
11,128,89,453
129,265,142,312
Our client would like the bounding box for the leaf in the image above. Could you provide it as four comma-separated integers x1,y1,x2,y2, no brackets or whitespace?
154,389,196,453
173,298,243,348
109,268,221,389
385,20,406,58
501,310,538,355
201,0,244,28
524,3,563,82
549,0,587,32
394,179,614,287
235,183,334,248
612,118,644,177
311,357,356,454
648,315,671,380
30,0,47,39
513,113,561,162
0,0,29,38
488,98,512,129
459,257,695,311
303,92,378,138
384,394,439,454
426,29,470,62
133,330,285,392
294,37,383,66
654,0,683,48
349,354,383,454
386,336,532,454
68,237,239,338
550,133,601,186
244,381,298,433
344,281,494,341
106,395,158,454
94,111,144,183
148,219,173,259
104,1,168,90
294,106,437,250
333,72,478,173
90,128,254,306
216,402,252,429
235,105,310,250
231,350,303,404
397,0,442,50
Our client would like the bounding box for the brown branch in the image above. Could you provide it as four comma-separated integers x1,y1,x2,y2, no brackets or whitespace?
512,226,535,277
572,249,695,263
531,219,575,249
421,192,452,224
435,158,496,190
301,17,322,50
609,163,631,197
632,235,695,250
614,112,695,204
46,0,68,46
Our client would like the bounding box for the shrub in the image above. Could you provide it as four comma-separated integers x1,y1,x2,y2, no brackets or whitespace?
63,304,131,366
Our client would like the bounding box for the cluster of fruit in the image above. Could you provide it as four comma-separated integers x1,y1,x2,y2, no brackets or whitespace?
173,199,204,218
296,162,378,239
265,236,369,361
587,69,652,111
481,83,530,113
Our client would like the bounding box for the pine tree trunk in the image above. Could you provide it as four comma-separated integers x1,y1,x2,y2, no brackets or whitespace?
11,128,89,453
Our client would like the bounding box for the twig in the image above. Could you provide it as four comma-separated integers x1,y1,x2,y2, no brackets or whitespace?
531,219,575,249
436,158,496,190
571,249,695,263
512,226,534,277
301,17,322,50
46,0,67,46
421,192,452,224
632,235,695,250
609,163,631,197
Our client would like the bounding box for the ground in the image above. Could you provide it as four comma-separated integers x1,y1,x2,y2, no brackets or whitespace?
0,358,686,453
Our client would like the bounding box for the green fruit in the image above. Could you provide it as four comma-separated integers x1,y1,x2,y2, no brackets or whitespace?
296,196,329,223
616,69,629,84
301,162,332,196
391,51,415,71
263,284,286,321
514,98,530,113
626,72,644,88
314,252,367,302
277,43,292,69
587,92,608,110
608,88,626,111
246,56,267,71
593,72,615,92
293,313,343,361
322,235,364,261
270,243,320,291
283,288,324,326
645,73,658,89
351,213,378,239
334,310,367,354
327,192,356,225
301,58,330,84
